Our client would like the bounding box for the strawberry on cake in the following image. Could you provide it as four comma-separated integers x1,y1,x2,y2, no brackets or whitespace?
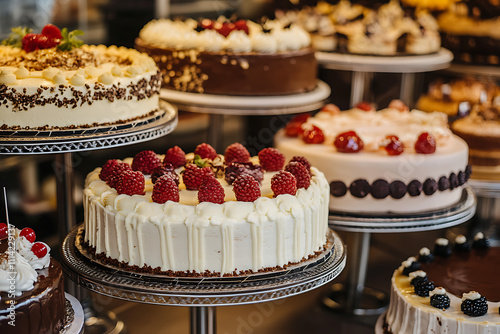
275,101,470,214
0,24,161,129
83,143,330,276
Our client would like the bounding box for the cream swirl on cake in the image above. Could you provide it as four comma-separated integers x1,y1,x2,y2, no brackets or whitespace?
83,143,330,276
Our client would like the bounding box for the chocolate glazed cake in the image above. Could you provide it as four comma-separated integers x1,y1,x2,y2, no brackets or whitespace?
135,39,317,96
0,229,65,334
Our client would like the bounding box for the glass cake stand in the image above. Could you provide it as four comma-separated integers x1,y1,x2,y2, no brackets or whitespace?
316,48,453,107
160,81,331,151
0,100,178,334
323,187,476,316
61,225,346,334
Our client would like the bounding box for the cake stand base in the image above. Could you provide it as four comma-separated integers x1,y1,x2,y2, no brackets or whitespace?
82,300,126,334
322,283,388,316
191,307,216,334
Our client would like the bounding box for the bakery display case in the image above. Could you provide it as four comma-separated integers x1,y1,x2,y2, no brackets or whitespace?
0,0,499,333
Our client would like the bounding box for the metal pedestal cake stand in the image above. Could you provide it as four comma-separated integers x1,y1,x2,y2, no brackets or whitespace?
323,187,476,316
0,101,178,334
316,48,453,107
61,225,346,334
160,81,331,151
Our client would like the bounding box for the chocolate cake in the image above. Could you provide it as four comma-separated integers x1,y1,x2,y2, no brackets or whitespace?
0,225,65,334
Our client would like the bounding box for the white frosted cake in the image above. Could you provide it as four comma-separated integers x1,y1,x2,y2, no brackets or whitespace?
275,102,470,214
0,24,161,129
83,143,330,276
385,235,500,334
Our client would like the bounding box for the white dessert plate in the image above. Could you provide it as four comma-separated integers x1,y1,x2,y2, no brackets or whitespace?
62,293,84,334
375,310,387,334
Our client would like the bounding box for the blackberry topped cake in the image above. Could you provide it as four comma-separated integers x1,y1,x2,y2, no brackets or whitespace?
0,24,161,129
135,18,317,95
385,233,500,334
275,101,470,214
278,0,441,55
0,224,65,334
83,143,330,276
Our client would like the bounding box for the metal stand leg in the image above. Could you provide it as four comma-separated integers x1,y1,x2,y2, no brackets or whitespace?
322,231,388,315
400,73,416,107
208,114,224,153
350,72,372,107
55,153,126,334
191,306,216,334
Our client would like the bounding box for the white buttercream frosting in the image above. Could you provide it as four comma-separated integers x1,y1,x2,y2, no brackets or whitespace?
0,252,38,296
402,256,417,268
430,287,447,296
409,270,426,279
419,247,431,256
474,232,485,241
462,291,482,301
16,235,50,270
455,235,467,244
84,156,330,275
139,18,311,53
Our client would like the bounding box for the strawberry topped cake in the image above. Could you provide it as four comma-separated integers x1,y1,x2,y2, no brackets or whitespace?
83,143,330,276
0,225,65,334
0,24,161,129
275,101,470,214
135,17,317,95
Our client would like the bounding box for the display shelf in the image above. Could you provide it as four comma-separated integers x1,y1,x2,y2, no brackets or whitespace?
160,82,330,151
316,48,453,107
0,100,178,334
61,225,346,334
444,63,500,79
0,101,178,154
324,187,476,316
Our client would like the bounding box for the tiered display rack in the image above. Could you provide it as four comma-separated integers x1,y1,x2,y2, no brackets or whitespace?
0,100,178,334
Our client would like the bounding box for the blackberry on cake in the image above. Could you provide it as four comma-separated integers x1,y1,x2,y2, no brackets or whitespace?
414,279,435,297
434,238,452,257
430,287,451,310
417,247,434,263
461,291,488,317
401,256,421,276
409,270,429,286
224,162,263,185
472,232,490,249
454,234,472,252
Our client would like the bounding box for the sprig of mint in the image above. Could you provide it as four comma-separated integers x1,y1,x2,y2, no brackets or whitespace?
1,27,32,48
193,155,208,168
57,28,84,51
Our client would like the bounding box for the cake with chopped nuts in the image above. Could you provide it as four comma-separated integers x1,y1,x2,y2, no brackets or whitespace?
0,24,162,130
0,224,65,334
135,18,317,96
83,143,330,276
384,234,500,334
274,101,470,214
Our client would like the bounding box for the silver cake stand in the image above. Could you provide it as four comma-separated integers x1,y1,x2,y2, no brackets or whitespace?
323,187,476,316
0,100,178,334
468,177,500,246
160,81,331,151
316,48,453,107
61,225,346,334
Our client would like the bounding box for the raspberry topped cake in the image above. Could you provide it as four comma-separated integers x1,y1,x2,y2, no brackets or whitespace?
135,18,317,95
0,24,161,129
384,234,500,334
83,143,330,276
0,224,65,334
278,0,441,55
274,101,470,214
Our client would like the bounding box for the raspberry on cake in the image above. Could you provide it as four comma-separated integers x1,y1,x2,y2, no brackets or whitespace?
0,225,65,334
275,101,470,214
0,24,162,129
135,17,317,95
83,143,330,276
